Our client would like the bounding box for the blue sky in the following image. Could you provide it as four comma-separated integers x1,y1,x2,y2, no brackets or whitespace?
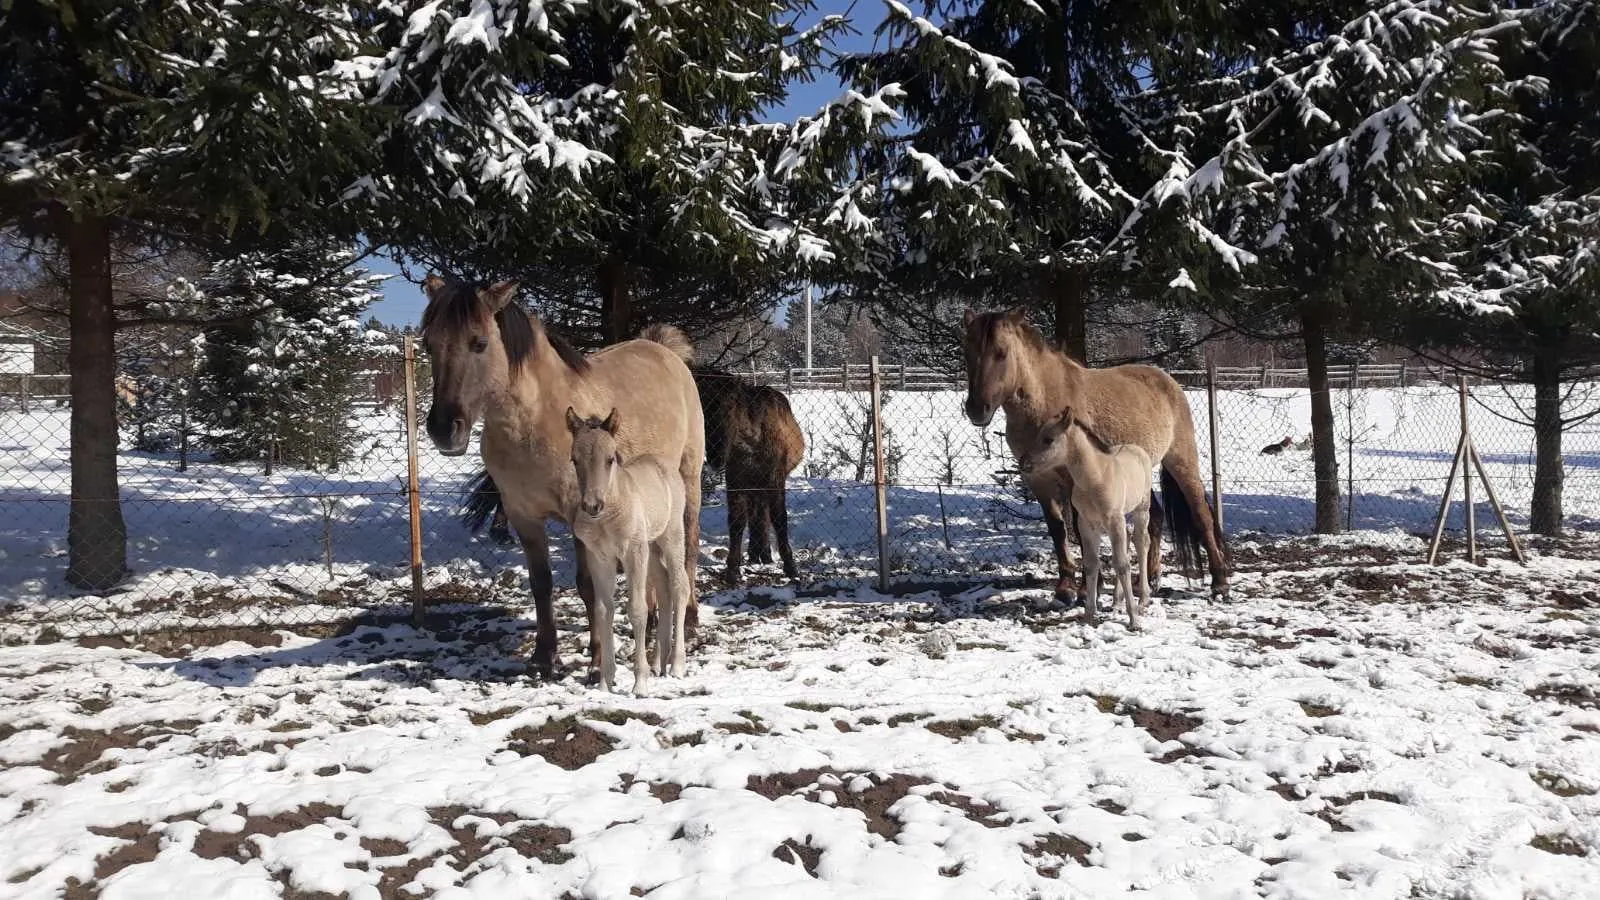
363,0,879,327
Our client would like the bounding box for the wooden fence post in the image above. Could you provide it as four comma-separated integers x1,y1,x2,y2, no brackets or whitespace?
404,335,427,626
870,356,890,593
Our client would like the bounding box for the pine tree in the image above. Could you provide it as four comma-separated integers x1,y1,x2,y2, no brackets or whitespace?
823,0,1219,358
1398,0,1600,535
1120,0,1523,532
190,246,393,471
0,0,386,587
367,0,852,343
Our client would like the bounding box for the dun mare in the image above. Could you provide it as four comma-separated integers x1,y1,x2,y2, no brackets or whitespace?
1022,409,1154,630
566,408,690,694
466,367,807,585
962,309,1228,600
695,368,805,583
421,276,704,679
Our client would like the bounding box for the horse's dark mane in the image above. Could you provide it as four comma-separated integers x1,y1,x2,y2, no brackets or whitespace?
420,277,590,374
974,311,1063,360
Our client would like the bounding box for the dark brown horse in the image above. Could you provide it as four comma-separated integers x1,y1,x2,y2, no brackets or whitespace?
962,309,1228,601
464,368,805,584
694,368,806,583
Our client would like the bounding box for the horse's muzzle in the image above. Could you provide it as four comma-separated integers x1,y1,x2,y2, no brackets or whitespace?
965,402,995,428
581,499,605,518
426,408,472,456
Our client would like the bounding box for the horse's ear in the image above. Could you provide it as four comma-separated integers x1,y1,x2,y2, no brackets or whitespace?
565,406,581,434
1004,306,1027,325
422,274,447,300
962,309,978,329
479,280,519,311
602,408,619,433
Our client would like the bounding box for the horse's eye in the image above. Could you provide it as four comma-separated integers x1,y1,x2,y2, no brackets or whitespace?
469,336,489,353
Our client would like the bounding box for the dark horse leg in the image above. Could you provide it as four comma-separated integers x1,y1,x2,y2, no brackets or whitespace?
1031,474,1078,604
1146,490,1165,592
724,490,749,584
769,483,798,580
747,486,773,564
517,520,560,679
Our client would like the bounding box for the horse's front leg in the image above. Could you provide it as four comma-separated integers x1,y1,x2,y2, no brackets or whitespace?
626,542,653,695
1132,504,1151,628
1078,515,1103,626
1030,472,1078,605
516,520,560,679
584,545,619,692
1110,512,1137,631
573,534,603,684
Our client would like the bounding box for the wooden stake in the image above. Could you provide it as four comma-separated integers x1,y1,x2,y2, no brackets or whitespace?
1426,433,1466,566
404,335,426,627
1459,376,1476,563
1469,441,1527,564
870,356,890,593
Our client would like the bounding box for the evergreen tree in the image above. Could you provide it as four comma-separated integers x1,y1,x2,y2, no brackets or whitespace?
1121,0,1523,532
1399,0,1600,534
189,246,392,471
368,0,852,343
0,0,386,587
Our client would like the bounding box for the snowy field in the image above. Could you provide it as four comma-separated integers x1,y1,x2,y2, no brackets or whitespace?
1,533,1598,898
2,384,1599,638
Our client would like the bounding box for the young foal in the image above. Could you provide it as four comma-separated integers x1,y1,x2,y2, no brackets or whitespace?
567,407,689,694
1023,409,1154,630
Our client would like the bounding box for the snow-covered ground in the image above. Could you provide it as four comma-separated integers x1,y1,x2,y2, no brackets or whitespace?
2,533,1598,898
1,385,1597,638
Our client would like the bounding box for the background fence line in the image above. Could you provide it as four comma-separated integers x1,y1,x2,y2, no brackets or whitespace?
2,353,1597,640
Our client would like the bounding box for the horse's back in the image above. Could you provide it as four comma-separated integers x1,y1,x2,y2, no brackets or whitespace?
1080,363,1192,459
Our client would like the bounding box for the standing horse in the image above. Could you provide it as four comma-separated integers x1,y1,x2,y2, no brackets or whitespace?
962,309,1228,600
421,275,704,679
1021,408,1154,629
694,368,805,583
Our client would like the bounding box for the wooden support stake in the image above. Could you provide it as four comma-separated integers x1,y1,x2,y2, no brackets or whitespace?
1426,433,1467,566
1468,442,1526,564
404,335,426,627
870,356,890,593
1460,376,1476,563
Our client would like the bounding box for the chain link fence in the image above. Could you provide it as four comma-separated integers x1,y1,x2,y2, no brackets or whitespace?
4,355,1597,640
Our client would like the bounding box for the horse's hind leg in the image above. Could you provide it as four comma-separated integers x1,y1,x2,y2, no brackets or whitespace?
724,490,749,585
1146,490,1164,593
680,453,703,640
747,484,773,564
1131,505,1151,629
770,484,798,581
1110,513,1136,630
658,526,691,678
1161,446,1229,598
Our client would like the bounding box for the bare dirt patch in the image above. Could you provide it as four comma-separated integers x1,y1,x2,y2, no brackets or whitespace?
506,716,616,770
1530,833,1588,857
1527,683,1599,709
746,769,932,841
191,803,346,861
772,837,822,876
1026,832,1092,878
39,725,180,781
59,823,164,898
924,715,1001,740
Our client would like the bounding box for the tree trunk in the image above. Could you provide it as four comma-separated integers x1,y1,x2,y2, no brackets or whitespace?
1048,269,1089,362
65,212,129,589
1301,304,1342,533
1529,352,1563,535
597,258,633,345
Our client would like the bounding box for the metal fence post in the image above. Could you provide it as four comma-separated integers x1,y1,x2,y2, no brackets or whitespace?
1346,361,1358,531
404,335,427,625
19,374,29,414
870,356,890,593
1207,360,1223,532
1460,375,1476,562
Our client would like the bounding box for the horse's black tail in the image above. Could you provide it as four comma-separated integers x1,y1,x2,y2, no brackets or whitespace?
461,470,513,545
1160,468,1205,578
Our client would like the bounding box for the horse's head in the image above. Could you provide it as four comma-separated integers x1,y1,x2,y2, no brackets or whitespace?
419,275,519,456
567,406,621,518
1020,408,1075,476
961,307,1030,426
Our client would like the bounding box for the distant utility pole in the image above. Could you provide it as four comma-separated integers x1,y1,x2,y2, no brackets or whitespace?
805,283,814,371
